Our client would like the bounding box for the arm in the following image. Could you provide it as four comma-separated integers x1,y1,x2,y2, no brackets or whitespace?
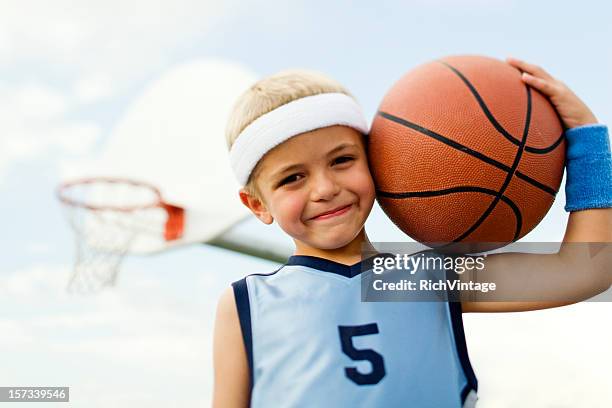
212,287,250,407
460,232,611,313
462,58,612,313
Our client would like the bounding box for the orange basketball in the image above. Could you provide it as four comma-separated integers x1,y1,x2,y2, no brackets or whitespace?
368,55,565,249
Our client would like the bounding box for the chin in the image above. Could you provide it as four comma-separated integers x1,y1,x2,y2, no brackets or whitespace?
315,232,360,250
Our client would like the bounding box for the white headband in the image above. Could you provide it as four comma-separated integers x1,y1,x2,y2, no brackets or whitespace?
229,92,368,186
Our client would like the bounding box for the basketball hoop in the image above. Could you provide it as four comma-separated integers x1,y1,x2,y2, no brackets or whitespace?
57,178,185,293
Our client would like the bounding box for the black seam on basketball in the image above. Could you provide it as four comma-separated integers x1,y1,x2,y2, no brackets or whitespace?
376,111,557,196
451,85,532,242
514,171,556,196
377,111,512,173
377,186,522,241
524,132,565,154
439,61,564,155
438,61,522,147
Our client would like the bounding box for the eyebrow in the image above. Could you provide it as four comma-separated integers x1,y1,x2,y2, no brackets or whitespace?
270,142,358,180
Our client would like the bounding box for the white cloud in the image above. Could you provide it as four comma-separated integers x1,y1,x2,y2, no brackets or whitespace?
0,261,221,406
13,84,69,119
0,263,68,297
0,0,237,77
0,0,245,184
0,82,102,183
0,320,37,347
464,302,612,406
0,83,68,121
74,73,114,104
26,242,55,255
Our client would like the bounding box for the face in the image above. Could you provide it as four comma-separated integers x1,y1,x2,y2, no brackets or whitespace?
240,125,375,252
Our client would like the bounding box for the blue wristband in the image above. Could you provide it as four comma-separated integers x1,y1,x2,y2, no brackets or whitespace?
564,124,612,212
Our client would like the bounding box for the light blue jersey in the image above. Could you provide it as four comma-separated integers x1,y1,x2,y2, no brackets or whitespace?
232,253,478,407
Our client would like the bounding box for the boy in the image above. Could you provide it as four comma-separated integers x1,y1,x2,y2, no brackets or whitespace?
213,60,611,407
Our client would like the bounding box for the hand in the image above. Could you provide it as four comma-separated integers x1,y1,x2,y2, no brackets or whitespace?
506,57,598,129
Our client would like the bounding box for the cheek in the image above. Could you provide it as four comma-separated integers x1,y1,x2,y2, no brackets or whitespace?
271,192,306,223
352,164,376,202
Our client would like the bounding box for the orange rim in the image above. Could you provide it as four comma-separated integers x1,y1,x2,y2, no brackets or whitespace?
57,177,185,241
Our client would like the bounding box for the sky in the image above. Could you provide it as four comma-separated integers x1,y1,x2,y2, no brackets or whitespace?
1,0,611,406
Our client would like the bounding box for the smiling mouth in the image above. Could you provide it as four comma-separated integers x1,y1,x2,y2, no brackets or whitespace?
310,204,353,220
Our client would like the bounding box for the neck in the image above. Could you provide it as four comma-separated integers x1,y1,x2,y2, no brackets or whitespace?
293,228,377,265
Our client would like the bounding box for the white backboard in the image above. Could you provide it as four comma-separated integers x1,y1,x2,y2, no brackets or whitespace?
61,59,258,253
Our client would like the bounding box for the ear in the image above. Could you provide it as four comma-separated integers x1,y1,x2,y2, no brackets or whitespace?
239,188,273,225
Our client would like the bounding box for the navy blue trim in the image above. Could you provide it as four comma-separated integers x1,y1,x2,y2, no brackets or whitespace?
231,278,254,392
448,301,478,403
286,252,395,278
245,265,286,279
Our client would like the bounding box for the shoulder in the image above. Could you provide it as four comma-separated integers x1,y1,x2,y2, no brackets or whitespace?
213,286,248,367
212,287,251,406
214,287,242,343
216,286,238,318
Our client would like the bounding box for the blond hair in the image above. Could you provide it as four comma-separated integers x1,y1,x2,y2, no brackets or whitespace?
225,69,355,200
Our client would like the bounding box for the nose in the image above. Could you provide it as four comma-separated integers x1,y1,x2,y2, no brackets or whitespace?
309,169,340,201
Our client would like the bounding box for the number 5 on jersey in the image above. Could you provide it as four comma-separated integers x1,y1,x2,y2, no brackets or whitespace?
338,323,386,385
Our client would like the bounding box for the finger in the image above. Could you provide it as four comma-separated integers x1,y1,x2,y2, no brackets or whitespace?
506,57,554,81
521,72,559,97
507,57,553,79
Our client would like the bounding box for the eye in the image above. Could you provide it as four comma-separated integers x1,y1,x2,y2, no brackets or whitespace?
333,155,355,165
278,173,303,187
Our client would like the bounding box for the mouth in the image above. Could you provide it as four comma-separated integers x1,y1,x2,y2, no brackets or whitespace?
310,204,353,221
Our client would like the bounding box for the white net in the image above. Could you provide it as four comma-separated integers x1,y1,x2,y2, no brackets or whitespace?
59,179,170,293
